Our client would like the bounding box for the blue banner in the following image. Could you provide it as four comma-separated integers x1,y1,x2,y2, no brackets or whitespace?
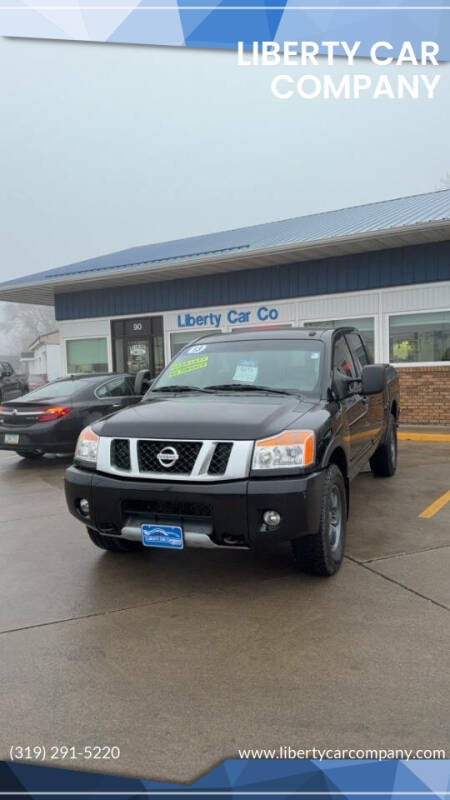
1,0,450,59
1,758,450,797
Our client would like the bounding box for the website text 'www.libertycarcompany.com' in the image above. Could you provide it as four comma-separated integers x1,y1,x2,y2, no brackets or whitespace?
238,746,446,761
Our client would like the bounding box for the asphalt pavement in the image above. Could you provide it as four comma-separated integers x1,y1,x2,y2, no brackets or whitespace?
0,439,449,782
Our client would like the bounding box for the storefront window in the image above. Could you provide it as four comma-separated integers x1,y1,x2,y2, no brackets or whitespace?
389,311,450,363
303,317,375,361
66,338,108,374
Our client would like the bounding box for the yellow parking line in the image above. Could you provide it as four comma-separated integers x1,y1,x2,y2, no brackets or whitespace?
419,490,450,519
398,432,450,443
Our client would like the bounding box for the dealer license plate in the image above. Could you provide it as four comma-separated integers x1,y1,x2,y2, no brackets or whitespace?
141,523,184,550
4,434,19,445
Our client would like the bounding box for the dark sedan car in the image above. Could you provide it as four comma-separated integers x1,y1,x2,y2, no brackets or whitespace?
0,373,141,459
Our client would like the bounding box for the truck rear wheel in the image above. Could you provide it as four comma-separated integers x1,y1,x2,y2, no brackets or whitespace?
86,528,143,552
369,413,397,478
291,464,347,577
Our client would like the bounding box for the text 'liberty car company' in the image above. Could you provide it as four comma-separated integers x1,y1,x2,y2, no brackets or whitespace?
237,40,442,100
177,306,280,328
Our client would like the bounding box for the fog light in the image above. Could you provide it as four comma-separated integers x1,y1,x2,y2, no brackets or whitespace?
263,510,281,527
78,498,90,517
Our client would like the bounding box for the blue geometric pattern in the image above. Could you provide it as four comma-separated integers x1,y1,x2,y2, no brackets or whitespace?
1,758,450,797
1,0,450,59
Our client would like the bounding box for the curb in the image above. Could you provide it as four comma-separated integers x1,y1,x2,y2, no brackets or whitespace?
398,432,450,443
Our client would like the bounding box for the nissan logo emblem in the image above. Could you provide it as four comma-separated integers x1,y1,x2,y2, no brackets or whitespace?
157,446,179,469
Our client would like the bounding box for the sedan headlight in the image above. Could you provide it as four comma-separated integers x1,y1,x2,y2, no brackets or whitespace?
252,429,315,471
75,426,100,466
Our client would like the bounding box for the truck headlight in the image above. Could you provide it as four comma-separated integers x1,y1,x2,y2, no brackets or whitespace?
252,429,315,471
75,426,100,466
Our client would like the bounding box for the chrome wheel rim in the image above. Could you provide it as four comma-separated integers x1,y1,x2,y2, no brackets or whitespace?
329,486,342,553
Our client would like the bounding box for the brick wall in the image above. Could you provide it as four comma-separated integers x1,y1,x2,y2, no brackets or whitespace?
397,366,450,424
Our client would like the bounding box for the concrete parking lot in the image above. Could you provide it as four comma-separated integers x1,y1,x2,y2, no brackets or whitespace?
1,438,449,782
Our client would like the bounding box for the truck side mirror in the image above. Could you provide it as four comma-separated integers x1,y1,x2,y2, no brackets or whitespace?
361,364,386,395
332,369,360,399
134,369,153,395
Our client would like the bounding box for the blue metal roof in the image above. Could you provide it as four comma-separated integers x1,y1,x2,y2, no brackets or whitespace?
55,240,450,322
2,189,450,290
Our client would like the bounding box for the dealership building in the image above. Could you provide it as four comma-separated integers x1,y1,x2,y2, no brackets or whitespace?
1,190,449,424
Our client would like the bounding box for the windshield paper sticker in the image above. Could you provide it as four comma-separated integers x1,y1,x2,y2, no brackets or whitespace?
233,360,258,383
169,356,209,377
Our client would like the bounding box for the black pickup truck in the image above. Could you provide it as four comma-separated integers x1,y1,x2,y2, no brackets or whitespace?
65,328,399,577
0,361,26,403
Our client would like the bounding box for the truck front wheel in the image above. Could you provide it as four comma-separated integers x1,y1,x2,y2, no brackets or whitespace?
291,464,347,577
86,528,143,552
369,413,397,478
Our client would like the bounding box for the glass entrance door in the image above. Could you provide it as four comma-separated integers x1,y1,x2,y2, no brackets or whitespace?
111,317,164,376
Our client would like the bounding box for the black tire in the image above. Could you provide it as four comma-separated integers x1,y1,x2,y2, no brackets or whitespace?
369,413,397,478
16,449,44,459
86,528,143,552
291,464,347,577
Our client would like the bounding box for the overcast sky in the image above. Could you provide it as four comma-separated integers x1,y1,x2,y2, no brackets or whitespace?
1,35,450,286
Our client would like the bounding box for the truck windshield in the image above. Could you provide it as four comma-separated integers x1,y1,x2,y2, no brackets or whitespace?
151,339,323,397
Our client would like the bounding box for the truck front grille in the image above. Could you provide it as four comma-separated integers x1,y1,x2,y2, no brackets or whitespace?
100,437,251,482
122,499,212,519
208,443,233,475
111,439,131,470
137,440,202,474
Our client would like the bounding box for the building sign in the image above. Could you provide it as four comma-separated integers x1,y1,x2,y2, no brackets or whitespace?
176,305,280,329
124,318,152,337
129,343,147,356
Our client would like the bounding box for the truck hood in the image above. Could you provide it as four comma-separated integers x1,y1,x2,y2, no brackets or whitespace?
95,393,317,441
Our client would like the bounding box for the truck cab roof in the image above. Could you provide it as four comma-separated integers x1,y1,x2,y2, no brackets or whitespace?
193,327,357,346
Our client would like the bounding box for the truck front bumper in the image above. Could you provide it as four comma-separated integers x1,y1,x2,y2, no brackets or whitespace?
65,466,325,549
